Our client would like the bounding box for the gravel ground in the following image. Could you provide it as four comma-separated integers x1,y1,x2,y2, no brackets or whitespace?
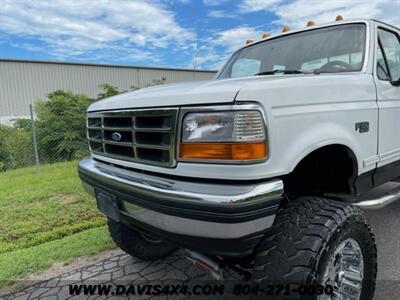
3,184,400,300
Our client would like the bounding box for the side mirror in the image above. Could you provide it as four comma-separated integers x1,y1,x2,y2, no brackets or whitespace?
391,79,400,87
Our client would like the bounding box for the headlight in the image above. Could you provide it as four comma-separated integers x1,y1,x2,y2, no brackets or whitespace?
179,110,267,161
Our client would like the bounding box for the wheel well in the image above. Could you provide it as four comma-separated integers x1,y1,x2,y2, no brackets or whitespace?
284,145,358,197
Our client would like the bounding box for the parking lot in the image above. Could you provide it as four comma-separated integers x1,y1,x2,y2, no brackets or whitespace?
3,192,400,299
366,196,400,299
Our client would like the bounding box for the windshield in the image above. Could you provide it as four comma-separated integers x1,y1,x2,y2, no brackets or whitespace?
218,23,366,79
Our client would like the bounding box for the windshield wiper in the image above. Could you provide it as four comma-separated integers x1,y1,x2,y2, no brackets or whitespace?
254,69,316,76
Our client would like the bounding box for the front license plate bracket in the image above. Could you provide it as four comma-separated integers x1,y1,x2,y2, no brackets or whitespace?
95,189,120,221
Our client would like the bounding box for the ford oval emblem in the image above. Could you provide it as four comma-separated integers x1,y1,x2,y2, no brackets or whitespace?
111,132,122,141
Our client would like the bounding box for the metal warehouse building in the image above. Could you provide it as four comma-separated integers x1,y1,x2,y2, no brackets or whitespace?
0,59,217,119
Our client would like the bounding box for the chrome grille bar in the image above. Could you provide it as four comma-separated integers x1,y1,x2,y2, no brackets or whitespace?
87,108,178,167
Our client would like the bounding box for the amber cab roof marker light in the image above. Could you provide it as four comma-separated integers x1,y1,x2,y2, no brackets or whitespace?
282,26,290,32
336,15,343,21
262,32,270,39
245,39,254,45
306,20,315,26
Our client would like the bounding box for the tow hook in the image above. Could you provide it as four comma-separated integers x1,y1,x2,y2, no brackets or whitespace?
182,250,224,280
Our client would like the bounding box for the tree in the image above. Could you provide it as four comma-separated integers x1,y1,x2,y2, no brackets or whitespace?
129,85,140,91
0,124,32,171
97,83,123,100
35,90,94,162
0,125,12,171
13,118,32,131
146,79,165,87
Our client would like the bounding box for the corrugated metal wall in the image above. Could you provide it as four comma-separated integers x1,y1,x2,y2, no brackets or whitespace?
0,60,217,117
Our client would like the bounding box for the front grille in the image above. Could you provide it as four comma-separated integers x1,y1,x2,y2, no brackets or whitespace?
87,109,178,167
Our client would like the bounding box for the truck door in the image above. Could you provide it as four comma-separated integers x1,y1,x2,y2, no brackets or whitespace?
375,25,400,185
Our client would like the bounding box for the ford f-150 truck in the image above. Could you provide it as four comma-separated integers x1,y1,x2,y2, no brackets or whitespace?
79,18,400,299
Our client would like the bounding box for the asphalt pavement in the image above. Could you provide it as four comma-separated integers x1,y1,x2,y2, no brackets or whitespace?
365,197,400,299
3,187,400,299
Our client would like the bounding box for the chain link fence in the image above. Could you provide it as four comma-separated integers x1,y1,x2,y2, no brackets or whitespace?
0,106,36,171
0,91,94,173
0,106,89,172
0,113,37,171
0,82,170,173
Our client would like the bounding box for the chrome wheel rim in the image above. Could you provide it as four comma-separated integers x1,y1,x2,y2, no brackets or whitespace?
319,238,364,300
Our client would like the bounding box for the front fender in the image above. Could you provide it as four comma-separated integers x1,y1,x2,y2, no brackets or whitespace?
287,123,361,174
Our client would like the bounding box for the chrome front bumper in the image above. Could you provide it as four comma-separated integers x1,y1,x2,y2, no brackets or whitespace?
78,158,283,255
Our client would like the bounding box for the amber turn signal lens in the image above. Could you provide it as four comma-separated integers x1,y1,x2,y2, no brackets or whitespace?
179,142,267,160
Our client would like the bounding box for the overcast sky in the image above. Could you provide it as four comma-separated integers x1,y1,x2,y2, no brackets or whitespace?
0,0,399,70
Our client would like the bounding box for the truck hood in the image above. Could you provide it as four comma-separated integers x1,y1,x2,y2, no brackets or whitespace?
88,78,237,112
88,76,277,112
88,74,374,112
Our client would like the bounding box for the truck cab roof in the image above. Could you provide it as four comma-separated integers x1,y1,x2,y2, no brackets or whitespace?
238,18,399,52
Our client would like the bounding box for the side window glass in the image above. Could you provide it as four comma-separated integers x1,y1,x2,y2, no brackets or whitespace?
377,43,390,80
350,52,363,66
378,29,400,81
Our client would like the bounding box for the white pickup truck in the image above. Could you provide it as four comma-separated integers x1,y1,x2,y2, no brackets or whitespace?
79,18,400,299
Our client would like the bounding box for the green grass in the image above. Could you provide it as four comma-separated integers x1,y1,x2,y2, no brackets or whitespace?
0,226,115,282
0,161,115,281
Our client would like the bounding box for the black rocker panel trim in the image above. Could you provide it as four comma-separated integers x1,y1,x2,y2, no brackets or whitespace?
354,158,400,195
